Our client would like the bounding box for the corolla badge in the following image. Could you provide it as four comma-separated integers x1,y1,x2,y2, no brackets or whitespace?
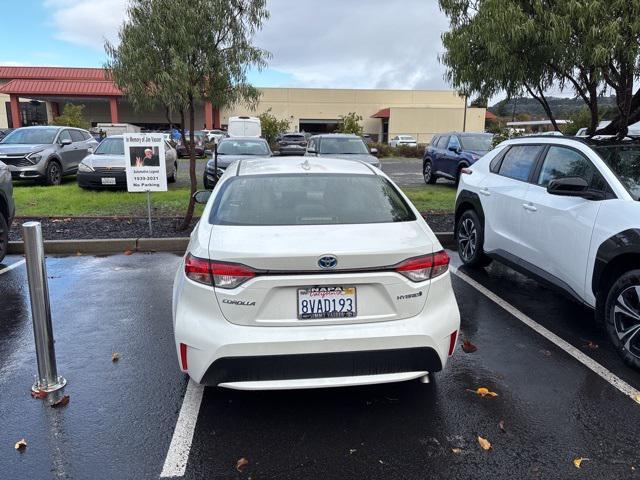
318,255,338,269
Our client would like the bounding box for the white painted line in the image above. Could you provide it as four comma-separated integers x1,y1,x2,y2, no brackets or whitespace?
450,265,640,402
160,379,204,478
0,259,25,276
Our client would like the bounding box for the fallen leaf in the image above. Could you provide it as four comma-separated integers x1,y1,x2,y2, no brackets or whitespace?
477,436,492,451
75,252,82,256
498,420,506,433
349,449,357,454
51,395,70,408
31,389,47,399
634,395,640,405
15,439,27,451
473,387,498,397
584,341,599,350
236,458,249,472
451,447,462,454
461,339,477,353
378,460,384,464
573,457,589,469
123,250,133,256
112,352,120,362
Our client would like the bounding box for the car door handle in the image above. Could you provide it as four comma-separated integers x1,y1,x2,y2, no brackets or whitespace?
522,203,537,212
479,188,491,197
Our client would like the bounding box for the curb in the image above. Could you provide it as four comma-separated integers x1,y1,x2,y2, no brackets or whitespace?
7,233,454,255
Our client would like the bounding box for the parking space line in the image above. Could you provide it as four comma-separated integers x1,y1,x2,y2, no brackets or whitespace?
160,380,204,478
450,266,640,402
0,259,25,276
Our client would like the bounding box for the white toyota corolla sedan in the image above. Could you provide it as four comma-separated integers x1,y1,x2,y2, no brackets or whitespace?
172,157,460,390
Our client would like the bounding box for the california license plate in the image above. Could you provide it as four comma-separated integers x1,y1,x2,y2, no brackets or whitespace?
297,286,357,319
101,177,116,185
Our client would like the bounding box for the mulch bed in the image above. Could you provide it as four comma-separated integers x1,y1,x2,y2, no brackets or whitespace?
9,213,454,242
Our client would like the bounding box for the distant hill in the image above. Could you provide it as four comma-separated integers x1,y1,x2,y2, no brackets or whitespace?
489,96,618,119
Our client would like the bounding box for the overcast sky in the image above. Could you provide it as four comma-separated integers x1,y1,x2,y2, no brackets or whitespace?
2,0,452,91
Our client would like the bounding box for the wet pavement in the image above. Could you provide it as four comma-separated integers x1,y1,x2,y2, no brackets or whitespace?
1,252,640,479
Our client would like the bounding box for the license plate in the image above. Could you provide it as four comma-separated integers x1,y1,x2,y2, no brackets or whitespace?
297,286,357,319
101,177,116,185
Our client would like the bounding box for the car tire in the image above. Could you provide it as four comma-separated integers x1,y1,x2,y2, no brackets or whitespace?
44,159,62,186
604,269,640,370
0,214,8,263
456,209,492,268
423,160,437,184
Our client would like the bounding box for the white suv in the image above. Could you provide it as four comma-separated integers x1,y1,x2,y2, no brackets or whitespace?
455,136,640,369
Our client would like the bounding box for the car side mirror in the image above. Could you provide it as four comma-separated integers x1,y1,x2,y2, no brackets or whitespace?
547,176,602,200
60,138,72,147
87,147,94,154
370,148,378,154
193,190,212,204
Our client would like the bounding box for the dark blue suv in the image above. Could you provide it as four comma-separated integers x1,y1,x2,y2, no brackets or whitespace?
423,132,493,184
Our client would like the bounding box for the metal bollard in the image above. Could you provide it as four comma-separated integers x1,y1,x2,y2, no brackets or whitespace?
22,221,66,394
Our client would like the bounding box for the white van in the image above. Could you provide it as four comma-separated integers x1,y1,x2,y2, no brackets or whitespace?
227,116,261,138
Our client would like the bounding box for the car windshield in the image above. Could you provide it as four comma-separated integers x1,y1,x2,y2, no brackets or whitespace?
593,144,640,200
217,140,269,156
460,135,493,152
1,128,58,145
211,174,416,226
94,137,125,155
319,137,369,154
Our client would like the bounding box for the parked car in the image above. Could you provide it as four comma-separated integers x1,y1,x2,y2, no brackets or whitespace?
423,132,493,185
0,126,98,185
0,160,15,262
203,137,272,189
228,116,261,138
174,156,460,389
202,129,226,143
177,131,206,158
389,135,418,148
305,134,380,168
77,135,177,189
455,136,640,369
0,129,13,141
277,133,308,155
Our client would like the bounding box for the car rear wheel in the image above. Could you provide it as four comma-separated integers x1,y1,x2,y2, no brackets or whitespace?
44,160,62,186
423,160,437,184
456,209,491,267
0,214,8,262
604,270,640,370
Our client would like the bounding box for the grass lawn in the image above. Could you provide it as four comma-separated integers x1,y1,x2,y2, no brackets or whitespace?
13,180,204,217
401,185,456,212
12,179,454,218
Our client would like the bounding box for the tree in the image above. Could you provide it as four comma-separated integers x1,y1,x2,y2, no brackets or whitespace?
51,104,89,129
439,0,640,137
258,109,290,145
336,112,363,136
106,0,270,229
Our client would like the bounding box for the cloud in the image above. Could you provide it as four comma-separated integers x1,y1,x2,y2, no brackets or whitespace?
41,0,452,89
43,0,127,50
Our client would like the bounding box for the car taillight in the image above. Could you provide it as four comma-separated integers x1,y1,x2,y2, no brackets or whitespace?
395,251,450,282
185,254,212,285
210,261,256,289
448,330,458,357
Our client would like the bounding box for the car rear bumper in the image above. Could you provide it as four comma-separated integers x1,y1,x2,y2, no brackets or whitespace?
77,171,127,188
172,269,460,389
278,145,307,155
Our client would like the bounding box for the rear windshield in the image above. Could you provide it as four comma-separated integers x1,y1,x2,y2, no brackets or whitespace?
283,135,305,140
210,174,416,226
94,137,124,155
460,135,493,152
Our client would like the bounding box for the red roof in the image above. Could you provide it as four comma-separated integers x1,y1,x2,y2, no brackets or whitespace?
371,108,390,119
0,79,121,97
0,66,107,81
485,111,498,121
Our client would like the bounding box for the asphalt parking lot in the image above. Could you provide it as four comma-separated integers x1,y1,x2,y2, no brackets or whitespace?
176,157,426,189
2,251,640,479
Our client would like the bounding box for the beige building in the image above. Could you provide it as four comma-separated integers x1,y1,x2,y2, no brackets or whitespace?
0,67,485,142
226,88,485,143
